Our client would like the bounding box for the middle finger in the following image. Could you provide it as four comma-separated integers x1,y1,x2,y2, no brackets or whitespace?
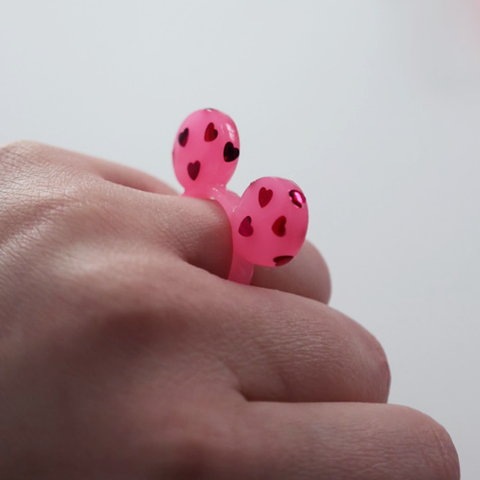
166,263,390,404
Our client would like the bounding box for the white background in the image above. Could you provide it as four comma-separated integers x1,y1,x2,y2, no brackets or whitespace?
1,1,479,477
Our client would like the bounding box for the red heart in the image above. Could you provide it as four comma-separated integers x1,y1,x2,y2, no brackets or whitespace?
239,216,254,237
187,161,200,181
204,122,218,142
273,255,293,266
272,216,287,237
178,128,189,147
258,187,273,208
289,189,306,208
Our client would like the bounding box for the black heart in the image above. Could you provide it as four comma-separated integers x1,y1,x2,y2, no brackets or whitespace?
223,142,239,162
178,128,189,147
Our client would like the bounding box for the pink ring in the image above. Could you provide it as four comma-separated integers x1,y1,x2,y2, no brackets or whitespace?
172,109,309,284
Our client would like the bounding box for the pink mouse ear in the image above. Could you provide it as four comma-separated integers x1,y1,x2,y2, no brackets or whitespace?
172,109,240,197
231,177,308,268
172,109,309,285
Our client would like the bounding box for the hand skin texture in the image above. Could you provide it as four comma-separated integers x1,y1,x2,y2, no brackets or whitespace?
0,142,459,480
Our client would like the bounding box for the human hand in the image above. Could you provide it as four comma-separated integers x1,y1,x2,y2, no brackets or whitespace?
0,142,459,479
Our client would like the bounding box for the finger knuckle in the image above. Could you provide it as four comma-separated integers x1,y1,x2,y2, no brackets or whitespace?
164,433,216,480
0,141,86,221
341,318,391,403
0,141,36,189
403,407,460,480
368,335,391,402
0,141,54,179
326,313,392,403
69,253,182,339
0,140,38,164
424,416,460,480
157,408,234,480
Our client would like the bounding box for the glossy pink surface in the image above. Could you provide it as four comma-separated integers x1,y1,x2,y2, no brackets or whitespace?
173,109,308,283
172,109,239,197
232,178,308,267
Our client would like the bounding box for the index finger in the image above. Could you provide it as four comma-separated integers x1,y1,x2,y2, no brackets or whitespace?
6,142,331,303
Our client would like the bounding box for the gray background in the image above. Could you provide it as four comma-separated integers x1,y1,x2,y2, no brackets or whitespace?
1,1,478,477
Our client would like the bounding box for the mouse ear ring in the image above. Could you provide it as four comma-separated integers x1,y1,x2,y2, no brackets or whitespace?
172,109,240,198
228,177,308,282
172,110,309,285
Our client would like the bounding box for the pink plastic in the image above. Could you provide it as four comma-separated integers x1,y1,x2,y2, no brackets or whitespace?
172,109,239,199
173,108,309,284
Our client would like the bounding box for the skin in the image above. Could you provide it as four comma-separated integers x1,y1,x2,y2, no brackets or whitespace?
0,141,460,479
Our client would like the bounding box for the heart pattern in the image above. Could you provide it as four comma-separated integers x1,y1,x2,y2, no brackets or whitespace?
187,161,200,181
258,187,273,208
204,122,218,142
178,128,189,147
289,190,306,208
173,109,308,281
223,142,240,163
272,216,287,237
239,216,254,237
273,255,294,266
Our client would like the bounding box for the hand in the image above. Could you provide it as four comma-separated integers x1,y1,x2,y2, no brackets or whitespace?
0,142,459,479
